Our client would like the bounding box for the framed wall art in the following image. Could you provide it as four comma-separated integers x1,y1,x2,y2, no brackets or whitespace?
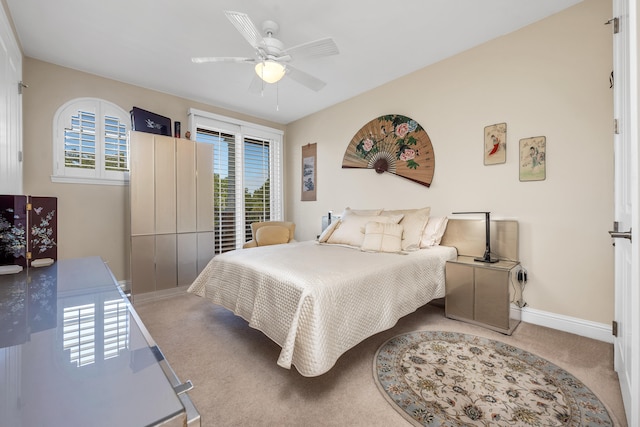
519,136,546,181
301,143,317,201
484,122,507,165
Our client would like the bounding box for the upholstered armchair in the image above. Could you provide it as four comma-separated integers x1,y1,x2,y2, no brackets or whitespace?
243,221,296,248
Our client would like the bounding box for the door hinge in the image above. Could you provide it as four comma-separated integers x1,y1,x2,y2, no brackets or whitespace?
605,17,620,34
610,70,614,89
18,81,28,94
614,119,619,134
612,320,618,337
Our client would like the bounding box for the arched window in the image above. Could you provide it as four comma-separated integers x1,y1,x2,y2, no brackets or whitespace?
53,98,130,185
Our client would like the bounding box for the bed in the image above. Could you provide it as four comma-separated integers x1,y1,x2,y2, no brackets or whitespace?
188,207,461,376
187,210,520,377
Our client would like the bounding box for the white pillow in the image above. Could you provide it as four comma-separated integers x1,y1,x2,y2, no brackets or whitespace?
323,207,382,246
318,220,340,243
327,214,403,247
382,207,431,251
420,216,449,247
341,207,383,216
361,222,404,253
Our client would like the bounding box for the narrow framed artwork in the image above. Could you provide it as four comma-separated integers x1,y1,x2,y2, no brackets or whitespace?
484,122,507,165
301,143,317,201
519,136,546,181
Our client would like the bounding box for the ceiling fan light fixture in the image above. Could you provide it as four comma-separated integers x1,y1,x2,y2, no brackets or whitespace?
255,60,286,83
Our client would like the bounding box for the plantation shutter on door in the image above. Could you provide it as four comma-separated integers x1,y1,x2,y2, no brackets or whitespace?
244,137,270,241
189,108,284,253
196,129,238,254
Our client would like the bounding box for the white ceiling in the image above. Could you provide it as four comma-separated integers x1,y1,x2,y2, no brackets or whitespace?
6,0,583,125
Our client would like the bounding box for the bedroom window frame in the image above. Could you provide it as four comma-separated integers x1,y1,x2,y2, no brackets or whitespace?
52,97,130,186
188,108,284,253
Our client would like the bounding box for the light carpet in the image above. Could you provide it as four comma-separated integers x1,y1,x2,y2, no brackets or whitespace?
134,294,626,426
374,331,615,426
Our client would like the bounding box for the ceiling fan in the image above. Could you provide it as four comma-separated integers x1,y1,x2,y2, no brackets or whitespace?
192,11,339,92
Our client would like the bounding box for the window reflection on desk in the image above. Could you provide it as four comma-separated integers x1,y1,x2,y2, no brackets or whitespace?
63,298,129,367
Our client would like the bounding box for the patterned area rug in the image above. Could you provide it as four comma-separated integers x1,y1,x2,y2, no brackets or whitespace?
374,331,614,426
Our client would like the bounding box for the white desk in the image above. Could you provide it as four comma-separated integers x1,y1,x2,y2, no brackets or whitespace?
0,257,199,426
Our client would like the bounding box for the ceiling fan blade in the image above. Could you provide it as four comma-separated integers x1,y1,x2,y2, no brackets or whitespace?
224,10,264,49
270,54,292,62
286,65,327,91
284,37,339,60
192,56,255,64
248,74,265,94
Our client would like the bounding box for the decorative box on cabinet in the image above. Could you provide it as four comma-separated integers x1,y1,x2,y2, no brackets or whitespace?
445,256,521,335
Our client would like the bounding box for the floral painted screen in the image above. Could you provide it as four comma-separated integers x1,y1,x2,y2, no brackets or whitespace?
28,197,57,263
0,195,28,267
0,195,57,268
342,114,435,187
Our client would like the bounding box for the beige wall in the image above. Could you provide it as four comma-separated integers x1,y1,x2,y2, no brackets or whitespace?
20,0,613,324
285,0,614,324
22,58,284,281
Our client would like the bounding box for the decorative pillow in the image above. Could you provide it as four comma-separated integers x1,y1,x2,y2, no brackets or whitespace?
326,214,403,247
341,207,383,217
381,207,431,251
420,216,449,247
255,225,291,246
318,220,341,243
361,222,404,253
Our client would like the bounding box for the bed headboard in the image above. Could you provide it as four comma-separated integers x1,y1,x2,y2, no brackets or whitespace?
440,219,519,262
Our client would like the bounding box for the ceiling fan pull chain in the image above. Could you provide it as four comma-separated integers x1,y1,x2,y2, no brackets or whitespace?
276,82,280,111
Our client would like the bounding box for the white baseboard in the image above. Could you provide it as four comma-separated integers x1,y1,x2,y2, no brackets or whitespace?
512,305,613,344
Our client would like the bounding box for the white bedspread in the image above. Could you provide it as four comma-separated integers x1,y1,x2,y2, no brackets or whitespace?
187,240,457,377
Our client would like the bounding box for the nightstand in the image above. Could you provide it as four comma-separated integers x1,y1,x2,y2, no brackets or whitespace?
445,256,521,335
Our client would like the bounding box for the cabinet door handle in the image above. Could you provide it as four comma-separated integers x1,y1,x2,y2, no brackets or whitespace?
173,380,194,395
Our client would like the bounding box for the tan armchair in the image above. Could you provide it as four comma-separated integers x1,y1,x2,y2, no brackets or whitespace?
243,221,296,248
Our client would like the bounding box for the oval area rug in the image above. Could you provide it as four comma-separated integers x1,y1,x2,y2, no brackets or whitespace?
374,331,614,426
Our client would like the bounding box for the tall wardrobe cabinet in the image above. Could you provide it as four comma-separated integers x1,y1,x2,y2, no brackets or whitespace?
129,131,214,297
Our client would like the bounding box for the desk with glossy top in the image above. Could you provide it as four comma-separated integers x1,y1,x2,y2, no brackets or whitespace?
0,257,199,426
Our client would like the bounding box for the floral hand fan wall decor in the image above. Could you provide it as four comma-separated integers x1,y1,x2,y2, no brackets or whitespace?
342,115,435,187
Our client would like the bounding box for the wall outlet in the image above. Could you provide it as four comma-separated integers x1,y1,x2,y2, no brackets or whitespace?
517,269,528,283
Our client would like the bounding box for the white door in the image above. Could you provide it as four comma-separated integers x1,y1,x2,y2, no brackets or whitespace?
0,5,22,194
611,1,639,426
